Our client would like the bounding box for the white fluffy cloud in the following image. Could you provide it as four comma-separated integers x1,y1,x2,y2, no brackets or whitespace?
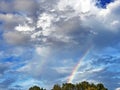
0,0,119,50
116,87,120,90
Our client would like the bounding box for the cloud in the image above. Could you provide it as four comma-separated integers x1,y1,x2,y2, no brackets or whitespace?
36,46,51,57
0,0,14,13
0,0,119,50
88,70,120,90
0,0,38,13
13,0,37,12
0,13,25,30
0,0,120,90
69,55,120,90
116,87,120,90
57,0,96,13
3,31,30,46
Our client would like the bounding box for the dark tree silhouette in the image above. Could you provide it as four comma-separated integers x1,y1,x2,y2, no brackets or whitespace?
29,86,46,90
29,81,108,90
97,83,108,90
52,84,61,90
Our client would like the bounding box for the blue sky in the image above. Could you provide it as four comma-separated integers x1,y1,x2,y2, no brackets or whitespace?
0,0,120,90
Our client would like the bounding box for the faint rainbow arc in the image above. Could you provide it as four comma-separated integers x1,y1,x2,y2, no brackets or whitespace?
67,46,92,83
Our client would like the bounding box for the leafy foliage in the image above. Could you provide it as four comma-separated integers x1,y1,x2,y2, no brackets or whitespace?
29,81,108,90
29,86,46,90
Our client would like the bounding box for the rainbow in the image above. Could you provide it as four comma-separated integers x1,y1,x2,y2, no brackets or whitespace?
67,46,92,83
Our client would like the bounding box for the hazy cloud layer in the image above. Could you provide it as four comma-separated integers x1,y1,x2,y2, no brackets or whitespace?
0,0,120,90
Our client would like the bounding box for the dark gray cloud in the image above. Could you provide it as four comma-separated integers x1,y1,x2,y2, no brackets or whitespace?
3,31,31,46
0,0,119,50
0,0,38,13
0,13,25,31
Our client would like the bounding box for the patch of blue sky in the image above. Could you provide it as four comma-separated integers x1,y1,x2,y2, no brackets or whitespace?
1,56,21,62
11,63,26,71
0,21,3,25
0,48,34,68
0,30,3,39
0,42,10,51
11,77,44,89
96,0,115,8
94,46,120,57
107,64,120,72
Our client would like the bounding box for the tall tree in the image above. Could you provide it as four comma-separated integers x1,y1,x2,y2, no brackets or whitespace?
62,83,75,90
29,86,46,90
52,84,61,90
97,83,108,90
28,81,108,90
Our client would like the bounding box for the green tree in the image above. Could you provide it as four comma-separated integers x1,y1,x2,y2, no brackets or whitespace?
28,81,108,90
29,86,46,90
75,83,83,90
52,84,61,90
97,83,108,90
81,81,90,90
62,83,75,90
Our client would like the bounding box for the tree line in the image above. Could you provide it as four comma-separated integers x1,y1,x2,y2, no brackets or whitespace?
29,81,108,90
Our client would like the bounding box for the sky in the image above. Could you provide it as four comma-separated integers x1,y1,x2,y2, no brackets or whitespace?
0,0,120,90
